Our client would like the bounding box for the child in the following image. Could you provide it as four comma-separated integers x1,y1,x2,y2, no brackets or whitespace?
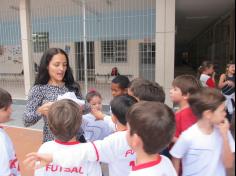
111,75,130,97
170,88,235,176
126,101,177,176
170,75,201,140
24,95,137,176
128,78,165,103
0,88,20,176
82,90,112,141
218,62,235,121
32,99,102,176
198,60,216,88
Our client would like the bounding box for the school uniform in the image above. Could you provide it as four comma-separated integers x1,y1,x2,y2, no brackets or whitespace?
170,124,235,176
82,113,113,142
53,131,135,176
0,127,20,176
129,155,177,176
35,140,102,176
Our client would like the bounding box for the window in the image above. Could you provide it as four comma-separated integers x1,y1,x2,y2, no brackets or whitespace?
139,43,155,64
101,40,127,63
32,32,49,53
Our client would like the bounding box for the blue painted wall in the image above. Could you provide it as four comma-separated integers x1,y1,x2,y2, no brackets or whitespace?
0,9,155,45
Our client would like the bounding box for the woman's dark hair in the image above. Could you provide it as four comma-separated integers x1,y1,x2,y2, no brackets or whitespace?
35,48,81,97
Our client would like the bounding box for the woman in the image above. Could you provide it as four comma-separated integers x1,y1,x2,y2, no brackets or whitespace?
23,48,85,143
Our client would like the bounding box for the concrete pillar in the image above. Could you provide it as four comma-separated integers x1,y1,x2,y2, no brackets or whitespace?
155,0,175,106
19,0,34,98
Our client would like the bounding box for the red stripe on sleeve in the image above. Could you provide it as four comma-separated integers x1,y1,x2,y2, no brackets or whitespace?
91,142,100,161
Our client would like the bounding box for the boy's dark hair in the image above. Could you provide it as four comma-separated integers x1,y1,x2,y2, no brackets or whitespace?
126,101,175,154
0,88,12,110
172,75,202,95
86,90,102,103
112,75,130,89
110,95,137,125
48,99,82,142
188,88,226,119
128,78,165,103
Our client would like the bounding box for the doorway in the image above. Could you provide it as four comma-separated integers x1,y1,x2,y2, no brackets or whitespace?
75,42,95,81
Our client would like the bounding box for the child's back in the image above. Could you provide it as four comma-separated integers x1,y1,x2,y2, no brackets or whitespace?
35,99,102,176
129,155,176,176
35,140,101,176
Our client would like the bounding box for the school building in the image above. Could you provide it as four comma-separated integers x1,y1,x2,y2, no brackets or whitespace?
0,0,235,104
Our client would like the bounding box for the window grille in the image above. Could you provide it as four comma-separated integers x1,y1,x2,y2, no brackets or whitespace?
101,40,127,63
32,32,49,53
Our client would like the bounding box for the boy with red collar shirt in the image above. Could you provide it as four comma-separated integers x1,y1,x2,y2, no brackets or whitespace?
25,95,137,176
126,101,177,176
0,88,21,176
169,75,201,141
32,99,102,176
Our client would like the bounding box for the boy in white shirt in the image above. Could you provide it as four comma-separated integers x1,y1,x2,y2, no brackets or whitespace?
30,99,102,176
24,95,137,176
170,88,235,176
126,101,177,176
0,88,21,176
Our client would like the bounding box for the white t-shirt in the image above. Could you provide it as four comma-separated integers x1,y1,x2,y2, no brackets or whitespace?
129,155,177,176
35,140,102,176
82,113,113,141
200,74,211,87
53,131,135,176
0,127,21,176
170,124,235,176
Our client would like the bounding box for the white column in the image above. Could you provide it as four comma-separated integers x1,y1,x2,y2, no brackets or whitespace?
155,0,175,106
20,0,34,98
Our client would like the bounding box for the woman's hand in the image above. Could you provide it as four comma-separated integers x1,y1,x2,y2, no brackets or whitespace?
36,102,54,117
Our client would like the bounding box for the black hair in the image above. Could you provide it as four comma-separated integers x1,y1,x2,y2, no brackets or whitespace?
0,88,12,110
35,48,82,97
112,75,130,89
110,95,137,125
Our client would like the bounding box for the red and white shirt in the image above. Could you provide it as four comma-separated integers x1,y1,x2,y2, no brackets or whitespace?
129,155,177,176
0,127,20,176
35,140,102,176
200,74,215,88
53,131,135,176
175,107,197,138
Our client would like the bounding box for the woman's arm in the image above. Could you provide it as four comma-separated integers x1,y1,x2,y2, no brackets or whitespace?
23,86,44,127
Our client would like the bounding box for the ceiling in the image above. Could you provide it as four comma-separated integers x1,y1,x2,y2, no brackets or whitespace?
176,0,235,48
